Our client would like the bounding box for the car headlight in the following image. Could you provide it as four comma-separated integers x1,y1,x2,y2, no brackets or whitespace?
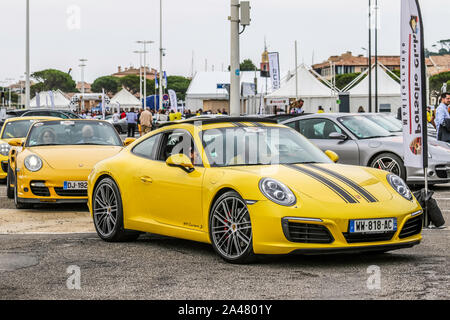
387,174,412,201
259,178,296,206
0,143,11,156
24,154,43,172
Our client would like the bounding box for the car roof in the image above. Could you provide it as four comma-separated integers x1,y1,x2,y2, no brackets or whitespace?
4,116,61,122
158,116,279,129
280,112,393,123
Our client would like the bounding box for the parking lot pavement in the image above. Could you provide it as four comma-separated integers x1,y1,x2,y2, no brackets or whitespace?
0,183,448,300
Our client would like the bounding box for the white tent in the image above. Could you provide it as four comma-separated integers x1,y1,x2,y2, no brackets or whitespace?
347,64,401,113
185,71,272,113
30,89,71,109
265,64,339,113
109,88,141,111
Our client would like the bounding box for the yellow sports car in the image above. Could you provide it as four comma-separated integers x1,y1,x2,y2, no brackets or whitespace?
9,119,127,209
1,116,58,184
88,117,423,263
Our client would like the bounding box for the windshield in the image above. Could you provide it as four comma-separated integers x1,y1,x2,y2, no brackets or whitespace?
1,120,36,139
365,115,402,133
338,116,392,139
201,126,332,167
26,120,123,147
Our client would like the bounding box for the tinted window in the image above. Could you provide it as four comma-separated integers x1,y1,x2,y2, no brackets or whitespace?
132,134,160,159
298,118,342,139
1,120,36,139
284,121,297,130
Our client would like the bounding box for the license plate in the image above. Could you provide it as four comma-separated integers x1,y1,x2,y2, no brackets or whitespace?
63,181,87,190
349,218,397,234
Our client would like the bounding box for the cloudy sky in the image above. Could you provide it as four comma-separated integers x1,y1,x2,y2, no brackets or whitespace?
0,0,448,84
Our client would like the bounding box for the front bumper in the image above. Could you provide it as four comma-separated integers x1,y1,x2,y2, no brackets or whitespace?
247,198,423,255
16,168,90,203
0,155,8,179
407,163,450,185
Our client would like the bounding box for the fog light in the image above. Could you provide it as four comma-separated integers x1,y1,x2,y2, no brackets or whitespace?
24,187,29,192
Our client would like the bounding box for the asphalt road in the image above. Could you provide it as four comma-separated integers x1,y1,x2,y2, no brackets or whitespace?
0,183,449,300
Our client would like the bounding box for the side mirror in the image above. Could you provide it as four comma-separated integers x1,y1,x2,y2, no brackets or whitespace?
8,138,24,147
166,154,195,173
325,150,339,163
328,132,347,140
123,138,136,147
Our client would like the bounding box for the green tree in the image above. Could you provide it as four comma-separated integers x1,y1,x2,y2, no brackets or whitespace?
240,59,257,71
166,76,191,100
334,72,363,90
91,76,120,95
430,71,450,93
30,69,77,97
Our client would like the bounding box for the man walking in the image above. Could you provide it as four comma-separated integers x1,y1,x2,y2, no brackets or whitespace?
140,107,153,135
435,92,450,142
126,108,138,137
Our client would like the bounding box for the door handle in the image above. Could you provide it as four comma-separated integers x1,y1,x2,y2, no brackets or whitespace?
140,176,153,183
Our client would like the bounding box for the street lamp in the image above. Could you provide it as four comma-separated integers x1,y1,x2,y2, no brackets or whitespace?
79,59,88,111
136,41,154,110
133,50,148,107
25,0,30,109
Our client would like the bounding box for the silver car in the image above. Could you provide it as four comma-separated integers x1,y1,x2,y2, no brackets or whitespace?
282,113,450,185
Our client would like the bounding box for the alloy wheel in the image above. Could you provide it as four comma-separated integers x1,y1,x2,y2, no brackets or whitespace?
372,157,401,176
93,183,118,237
211,196,252,260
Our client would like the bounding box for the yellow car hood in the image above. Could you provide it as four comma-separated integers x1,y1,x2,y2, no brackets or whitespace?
31,145,123,170
227,163,393,204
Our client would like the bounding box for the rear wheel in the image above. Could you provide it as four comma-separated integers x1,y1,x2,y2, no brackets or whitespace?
209,191,255,264
92,177,140,242
370,153,407,181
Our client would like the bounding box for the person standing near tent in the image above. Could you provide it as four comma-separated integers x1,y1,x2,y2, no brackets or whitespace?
137,109,143,137
126,108,138,137
435,92,450,142
317,106,325,113
140,107,153,135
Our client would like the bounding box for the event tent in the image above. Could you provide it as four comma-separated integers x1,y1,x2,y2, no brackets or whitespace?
265,64,339,113
346,64,401,113
30,90,71,109
109,88,141,111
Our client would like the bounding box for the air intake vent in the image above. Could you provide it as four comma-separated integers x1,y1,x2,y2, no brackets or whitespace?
282,219,334,244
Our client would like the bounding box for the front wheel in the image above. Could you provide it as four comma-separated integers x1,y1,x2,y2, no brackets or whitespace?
370,153,407,181
92,177,140,242
6,163,14,199
209,191,256,264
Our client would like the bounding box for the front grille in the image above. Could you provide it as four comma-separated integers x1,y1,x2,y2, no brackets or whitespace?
343,231,395,243
1,161,8,173
399,215,423,239
282,220,334,244
30,181,50,197
54,187,87,197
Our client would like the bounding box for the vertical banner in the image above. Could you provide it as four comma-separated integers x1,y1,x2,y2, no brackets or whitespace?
36,92,40,108
101,88,106,120
400,0,427,169
268,52,280,91
168,89,178,112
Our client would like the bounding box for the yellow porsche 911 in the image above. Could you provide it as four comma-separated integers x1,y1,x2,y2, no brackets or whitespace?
88,117,423,263
0,116,58,184
9,119,126,209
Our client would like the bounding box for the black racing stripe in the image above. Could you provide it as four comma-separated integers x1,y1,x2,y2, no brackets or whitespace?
285,164,359,204
250,122,266,127
232,122,245,127
306,164,378,203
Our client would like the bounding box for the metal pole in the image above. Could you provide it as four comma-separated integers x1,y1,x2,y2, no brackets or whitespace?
79,59,87,111
229,0,240,116
295,40,298,100
25,0,30,109
159,0,164,111
375,0,378,113
143,43,147,110
368,0,372,113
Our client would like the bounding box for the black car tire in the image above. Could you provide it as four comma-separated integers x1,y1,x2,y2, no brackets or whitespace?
92,177,140,242
6,163,14,199
209,190,256,264
370,153,407,182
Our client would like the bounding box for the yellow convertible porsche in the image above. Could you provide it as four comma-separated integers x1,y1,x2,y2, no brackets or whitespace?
9,119,126,209
88,117,423,263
